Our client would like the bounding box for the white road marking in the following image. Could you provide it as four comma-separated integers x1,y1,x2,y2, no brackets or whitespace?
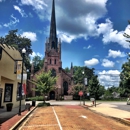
79,115,87,118
22,124,58,128
52,107,63,130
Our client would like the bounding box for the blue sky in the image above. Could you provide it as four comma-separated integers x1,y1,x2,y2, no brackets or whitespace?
0,0,130,88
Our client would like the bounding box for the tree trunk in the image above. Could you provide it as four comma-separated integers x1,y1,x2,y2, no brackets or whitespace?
43,94,45,103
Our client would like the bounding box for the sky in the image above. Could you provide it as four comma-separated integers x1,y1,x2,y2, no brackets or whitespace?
0,0,130,88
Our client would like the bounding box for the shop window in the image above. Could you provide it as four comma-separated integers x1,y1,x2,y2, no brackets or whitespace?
4,84,13,102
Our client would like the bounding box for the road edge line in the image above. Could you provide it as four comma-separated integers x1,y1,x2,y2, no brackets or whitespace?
52,107,62,130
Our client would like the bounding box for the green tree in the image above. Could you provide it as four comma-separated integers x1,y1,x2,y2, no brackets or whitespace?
97,85,105,99
32,56,44,73
119,60,130,96
68,83,83,100
30,70,57,103
73,66,95,85
64,67,70,73
0,29,32,56
103,86,117,99
0,29,32,72
119,22,130,96
88,75,100,98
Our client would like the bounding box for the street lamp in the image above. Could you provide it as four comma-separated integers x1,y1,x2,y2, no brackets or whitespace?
18,48,26,116
82,71,85,105
82,70,88,105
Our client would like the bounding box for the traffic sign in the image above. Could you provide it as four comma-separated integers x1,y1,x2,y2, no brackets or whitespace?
79,91,83,96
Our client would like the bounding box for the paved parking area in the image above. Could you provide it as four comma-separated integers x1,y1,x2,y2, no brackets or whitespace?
19,105,130,130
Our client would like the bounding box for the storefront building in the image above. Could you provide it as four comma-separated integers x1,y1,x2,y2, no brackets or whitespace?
0,44,26,108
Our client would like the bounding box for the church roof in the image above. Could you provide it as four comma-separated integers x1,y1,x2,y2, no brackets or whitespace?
49,0,57,46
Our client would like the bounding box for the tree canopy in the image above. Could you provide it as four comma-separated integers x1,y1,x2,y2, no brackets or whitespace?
88,75,100,97
0,29,32,56
32,56,44,73
70,66,103,99
73,66,95,85
0,29,33,70
30,70,57,103
119,21,130,96
119,54,130,96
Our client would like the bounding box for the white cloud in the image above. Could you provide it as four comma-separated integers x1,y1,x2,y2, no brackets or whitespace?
98,70,120,87
30,51,43,58
57,32,76,43
124,25,130,35
3,14,19,28
108,49,126,58
98,19,130,48
21,32,37,42
55,0,107,43
21,0,47,10
29,52,43,63
84,58,99,66
13,5,27,17
56,1,130,46
26,0,107,42
19,0,130,48
101,59,114,67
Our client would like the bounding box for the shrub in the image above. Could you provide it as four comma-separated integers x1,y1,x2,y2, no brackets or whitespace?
26,96,44,101
37,102,50,107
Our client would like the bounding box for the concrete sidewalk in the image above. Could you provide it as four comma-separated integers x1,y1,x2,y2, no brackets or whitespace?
0,105,26,124
87,103,130,119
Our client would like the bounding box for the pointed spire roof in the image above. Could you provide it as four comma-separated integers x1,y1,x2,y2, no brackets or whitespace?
49,0,57,49
71,62,73,68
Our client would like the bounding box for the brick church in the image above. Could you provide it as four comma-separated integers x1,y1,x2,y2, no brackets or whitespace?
29,0,73,100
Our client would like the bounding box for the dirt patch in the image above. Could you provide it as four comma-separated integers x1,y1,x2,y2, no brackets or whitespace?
20,106,130,130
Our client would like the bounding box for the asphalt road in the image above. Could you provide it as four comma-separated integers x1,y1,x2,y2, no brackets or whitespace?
26,100,130,112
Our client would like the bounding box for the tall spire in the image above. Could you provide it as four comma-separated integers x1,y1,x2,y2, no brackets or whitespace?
49,0,57,50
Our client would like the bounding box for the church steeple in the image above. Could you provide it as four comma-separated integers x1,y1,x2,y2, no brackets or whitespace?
49,0,57,50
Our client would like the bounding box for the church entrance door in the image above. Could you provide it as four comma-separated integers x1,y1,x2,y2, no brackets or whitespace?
63,81,68,95
49,91,55,100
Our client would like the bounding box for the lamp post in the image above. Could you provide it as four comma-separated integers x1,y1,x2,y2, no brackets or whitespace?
82,69,88,105
82,71,85,105
18,48,26,116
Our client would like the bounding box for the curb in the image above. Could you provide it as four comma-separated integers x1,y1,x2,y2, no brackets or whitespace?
110,117,130,126
86,107,130,126
121,118,130,125
9,106,37,130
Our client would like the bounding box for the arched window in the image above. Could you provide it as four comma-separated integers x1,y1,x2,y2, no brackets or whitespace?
51,69,56,77
50,59,51,64
55,59,56,64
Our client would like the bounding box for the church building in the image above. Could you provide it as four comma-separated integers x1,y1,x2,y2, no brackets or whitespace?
29,0,73,100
